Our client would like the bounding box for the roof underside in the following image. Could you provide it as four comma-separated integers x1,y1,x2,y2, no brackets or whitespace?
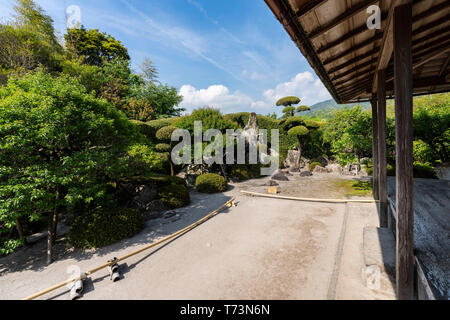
265,0,450,104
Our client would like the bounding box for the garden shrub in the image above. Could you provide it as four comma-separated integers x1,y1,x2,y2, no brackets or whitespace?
155,143,171,153
157,184,190,209
413,162,437,179
230,164,262,180
310,162,321,171
69,208,144,249
196,173,228,193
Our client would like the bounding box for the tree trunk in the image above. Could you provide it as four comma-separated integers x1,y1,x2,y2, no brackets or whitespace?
15,218,28,246
297,138,302,168
47,189,59,265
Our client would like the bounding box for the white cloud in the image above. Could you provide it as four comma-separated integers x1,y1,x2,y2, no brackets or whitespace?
179,84,264,114
263,72,331,106
179,72,332,115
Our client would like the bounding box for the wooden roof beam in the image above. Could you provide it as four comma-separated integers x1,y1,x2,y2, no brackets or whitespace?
317,11,389,54
328,47,380,74
372,0,449,92
294,0,326,18
439,54,450,77
308,0,380,40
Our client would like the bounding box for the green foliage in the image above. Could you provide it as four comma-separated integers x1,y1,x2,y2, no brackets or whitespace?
157,184,190,209
13,0,61,50
65,27,130,67
155,143,171,153
127,82,184,120
297,105,311,113
0,72,153,254
413,105,449,164
322,106,373,164
310,161,321,171
195,173,228,193
276,96,301,107
282,106,295,118
413,140,436,164
230,164,262,181
288,125,309,137
68,207,143,249
156,126,177,141
413,162,437,179
177,107,237,133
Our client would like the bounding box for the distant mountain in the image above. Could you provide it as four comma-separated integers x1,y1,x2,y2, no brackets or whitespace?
303,99,371,118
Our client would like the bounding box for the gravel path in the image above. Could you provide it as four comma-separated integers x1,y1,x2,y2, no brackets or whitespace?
0,173,393,300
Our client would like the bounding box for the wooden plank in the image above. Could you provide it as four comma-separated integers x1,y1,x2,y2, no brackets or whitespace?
377,69,388,228
371,97,379,201
328,47,380,74
393,3,414,300
295,0,326,18
323,33,383,66
308,0,379,40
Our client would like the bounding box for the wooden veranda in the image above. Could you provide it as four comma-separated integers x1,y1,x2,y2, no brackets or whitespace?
264,0,450,300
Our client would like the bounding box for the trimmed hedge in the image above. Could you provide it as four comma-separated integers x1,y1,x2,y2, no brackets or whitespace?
310,161,321,171
69,208,144,249
158,184,190,208
196,173,228,193
230,164,262,181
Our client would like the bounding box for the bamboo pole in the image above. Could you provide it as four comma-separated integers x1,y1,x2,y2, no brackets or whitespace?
240,190,379,203
23,198,236,300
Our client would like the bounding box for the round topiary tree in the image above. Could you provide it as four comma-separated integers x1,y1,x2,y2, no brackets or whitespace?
155,125,177,176
276,96,302,119
297,105,311,113
195,173,228,193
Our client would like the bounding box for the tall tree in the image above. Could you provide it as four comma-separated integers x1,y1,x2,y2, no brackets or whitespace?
139,57,159,84
65,27,130,67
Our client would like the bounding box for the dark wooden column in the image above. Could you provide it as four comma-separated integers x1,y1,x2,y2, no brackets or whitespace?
394,3,414,300
371,97,379,201
377,69,388,228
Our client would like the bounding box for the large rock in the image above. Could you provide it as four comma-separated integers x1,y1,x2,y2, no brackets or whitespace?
326,163,343,174
300,171,313,177
313,166,330,173
121,184,158,211
266,180,279,186
317,155,329,167
284,150,301,169
271,172,289,181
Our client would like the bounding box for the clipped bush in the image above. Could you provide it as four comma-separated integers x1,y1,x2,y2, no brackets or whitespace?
158,184,190,209
155,143,171,153
156,125,177,141
413,162,437,179
310,162,321,172
196,173,228,193
230,164,262,181
69,208,144,249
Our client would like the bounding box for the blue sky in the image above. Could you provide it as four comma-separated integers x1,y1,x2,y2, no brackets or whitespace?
0,0,332,115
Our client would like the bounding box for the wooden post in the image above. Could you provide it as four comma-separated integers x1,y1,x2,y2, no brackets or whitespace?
371,97,379,201
377,69,388,228
394,3,414,300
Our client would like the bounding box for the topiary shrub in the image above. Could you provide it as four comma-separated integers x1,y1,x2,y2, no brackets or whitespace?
413,162,437,179
196,173,228,193
310,161,321,171
156,125,177,141
155,143,171,153
69,208,144,249
157,184,190,208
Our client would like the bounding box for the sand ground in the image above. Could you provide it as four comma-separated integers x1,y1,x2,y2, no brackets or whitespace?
0,172,396,300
